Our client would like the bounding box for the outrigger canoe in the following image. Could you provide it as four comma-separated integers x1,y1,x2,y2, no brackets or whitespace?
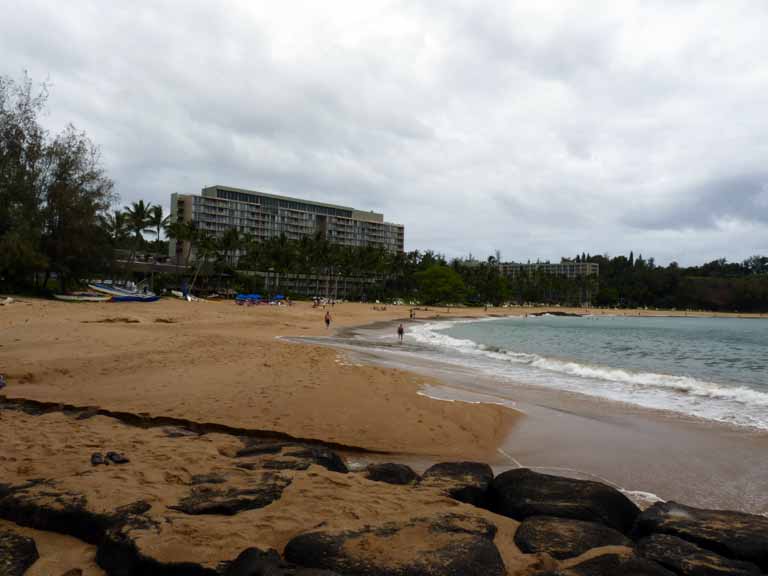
110,294,160,303
54,292,111,302
89,282,157,299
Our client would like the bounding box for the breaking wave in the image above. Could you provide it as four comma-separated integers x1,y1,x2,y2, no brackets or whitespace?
406,320,768,430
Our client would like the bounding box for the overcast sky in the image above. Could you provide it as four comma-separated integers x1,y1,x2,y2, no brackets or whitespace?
3,1,767,264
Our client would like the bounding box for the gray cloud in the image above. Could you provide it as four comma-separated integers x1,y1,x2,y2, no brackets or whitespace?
625,173,768,231
3,0,768,265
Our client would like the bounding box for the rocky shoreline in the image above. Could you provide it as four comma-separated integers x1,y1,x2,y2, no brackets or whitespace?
1,399,767,576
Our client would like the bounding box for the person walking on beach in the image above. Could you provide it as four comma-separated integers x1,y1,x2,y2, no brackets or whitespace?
397,323,404,343
324,311,331,329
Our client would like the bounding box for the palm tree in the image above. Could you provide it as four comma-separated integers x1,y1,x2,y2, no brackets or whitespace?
166,220,196,267
189,230,218,292
148,205,170,250
101,210,127,245
219,228,242,268
238,234,262,272
100,209,128,281
124,200,154,260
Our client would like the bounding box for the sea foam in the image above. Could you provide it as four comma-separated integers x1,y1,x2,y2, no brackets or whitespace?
406,320,768,430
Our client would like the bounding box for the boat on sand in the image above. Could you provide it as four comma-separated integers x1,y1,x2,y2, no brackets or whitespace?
54,292,111,302
110,294,160,303
88,282,157,299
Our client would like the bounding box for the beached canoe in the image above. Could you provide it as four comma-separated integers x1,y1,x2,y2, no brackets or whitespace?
89,282,157,298
110,294,160,303
54,292,111,302
170,290,204,302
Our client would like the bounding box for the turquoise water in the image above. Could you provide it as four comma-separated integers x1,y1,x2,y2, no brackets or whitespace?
408,315,768,430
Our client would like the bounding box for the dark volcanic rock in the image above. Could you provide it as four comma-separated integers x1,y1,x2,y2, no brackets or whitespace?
556,551,676,576
420,461,493,507
364,463,420,485
637,533,762,576
75,407,100,420
284,513,505,576
0,480,150,544
490,468,640,533
633,502,768,571
224,548,280,576
190,473,227,485
0,476,237,575
261,459,317,471
236,443,348,474
0,482,180,575
171,476,292,515
515,516,632,560
282,446,348,474
98,513,217,576
224,547,340,575
0,529,39,576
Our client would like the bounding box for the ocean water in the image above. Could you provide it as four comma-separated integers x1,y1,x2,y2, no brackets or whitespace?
407,315,768,430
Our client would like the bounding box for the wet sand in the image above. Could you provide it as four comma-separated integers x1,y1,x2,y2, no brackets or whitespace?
318,322,768,515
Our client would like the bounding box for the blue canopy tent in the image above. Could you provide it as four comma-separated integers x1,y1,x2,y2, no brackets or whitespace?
236,293,262,302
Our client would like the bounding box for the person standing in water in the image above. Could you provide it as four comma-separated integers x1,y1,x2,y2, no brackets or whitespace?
324,311,331,329
397,323,404,343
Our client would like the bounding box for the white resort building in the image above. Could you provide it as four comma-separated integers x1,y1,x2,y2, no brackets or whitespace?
169,185,405,263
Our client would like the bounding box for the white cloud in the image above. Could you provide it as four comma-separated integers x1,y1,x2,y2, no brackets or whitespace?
3,0,768,264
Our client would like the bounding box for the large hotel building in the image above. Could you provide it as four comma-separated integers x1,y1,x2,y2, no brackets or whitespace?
498,261,599,279
169,185,405,262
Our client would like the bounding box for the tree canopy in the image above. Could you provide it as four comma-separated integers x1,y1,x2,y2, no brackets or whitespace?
415,265,466,304
0,73,114,291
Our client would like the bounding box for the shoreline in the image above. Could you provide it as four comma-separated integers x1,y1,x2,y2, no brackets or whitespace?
307,317,768,515
2,298,767,507
321,313,768,434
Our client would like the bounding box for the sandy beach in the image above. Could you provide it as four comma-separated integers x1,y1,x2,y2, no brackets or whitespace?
2,297,767,574
0,298,538,574
3,297,766,477
1,298,517,460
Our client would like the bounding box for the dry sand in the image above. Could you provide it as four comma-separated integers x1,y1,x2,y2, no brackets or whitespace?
0,298,517,460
